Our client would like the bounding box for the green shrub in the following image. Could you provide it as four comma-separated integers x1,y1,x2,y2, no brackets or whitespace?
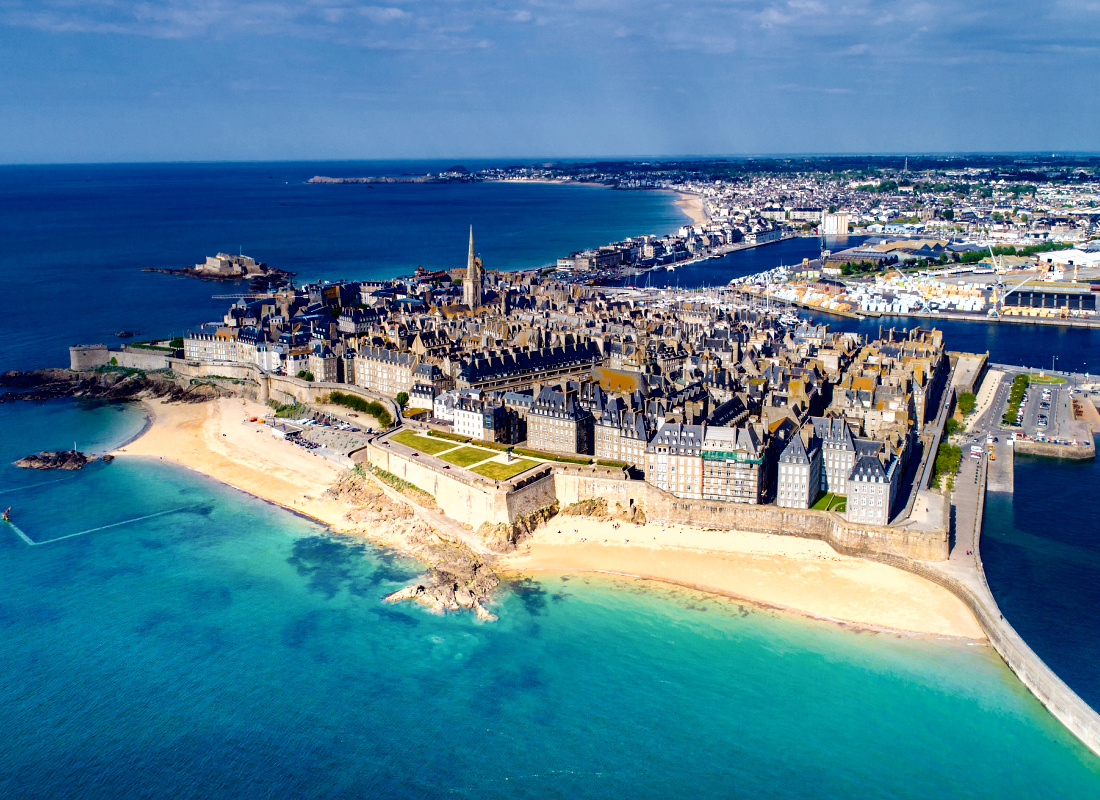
273,401,309,418
328,391,393,428
428,430,472,443
931,443,963,491
297,370,315,382
1002,374,1031,426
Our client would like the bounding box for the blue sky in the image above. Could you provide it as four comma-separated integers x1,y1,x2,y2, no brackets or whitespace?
1,1,1098,162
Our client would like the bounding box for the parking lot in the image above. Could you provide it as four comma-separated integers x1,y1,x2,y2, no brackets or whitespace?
1013,380,1077,442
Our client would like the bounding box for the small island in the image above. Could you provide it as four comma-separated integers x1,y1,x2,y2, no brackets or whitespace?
144,252,294,291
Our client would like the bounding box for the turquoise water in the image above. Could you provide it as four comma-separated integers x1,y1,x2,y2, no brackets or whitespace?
3,400,1100,798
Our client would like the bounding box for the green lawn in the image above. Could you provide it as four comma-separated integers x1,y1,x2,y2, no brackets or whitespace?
471,458,538,480
389,430,457,455
438,446,494,468
1028,373,1066,385
811,492,847,513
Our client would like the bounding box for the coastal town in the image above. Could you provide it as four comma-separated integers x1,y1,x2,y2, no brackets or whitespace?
9,189,1100,768
10,2,1100,795
69,230,959,537
316,156,1100,325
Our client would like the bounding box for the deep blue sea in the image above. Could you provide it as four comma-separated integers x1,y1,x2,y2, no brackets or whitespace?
4,162,1100,797
0,161,686,371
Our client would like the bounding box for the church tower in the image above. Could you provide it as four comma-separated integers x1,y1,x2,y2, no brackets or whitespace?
463,226,483,310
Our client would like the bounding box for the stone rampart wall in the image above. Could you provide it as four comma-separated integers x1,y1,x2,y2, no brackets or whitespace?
70,345,109,371
115,347,171,371
505,470,558,522
166,359,399,421
642,484,949,560
363,440,508,529
553,469,640,513
1014,439,1095,460
366,439,948,559
866,552,1100,759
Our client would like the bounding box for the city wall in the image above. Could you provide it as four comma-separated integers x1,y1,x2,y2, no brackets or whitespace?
643,484,949,561
870,551,1100,759
165,359,399,421
69,344,171,372
362,440,516,529
364,442,948,560
1013,439,1095,460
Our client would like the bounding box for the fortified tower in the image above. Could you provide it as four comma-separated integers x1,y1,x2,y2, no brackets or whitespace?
463,226,483,310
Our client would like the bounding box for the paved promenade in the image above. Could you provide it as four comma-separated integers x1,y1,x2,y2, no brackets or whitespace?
912,368,1100,757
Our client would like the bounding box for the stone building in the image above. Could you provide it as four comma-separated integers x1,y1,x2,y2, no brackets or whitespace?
594,397,652,467
463,227,483,310
308,347,339,383
701,425,765,504
527,386,593,455
776,427,822,509
184,326,239,362
810,416,858,496
645,422,704,499
354,346,418,398
846,451,900,526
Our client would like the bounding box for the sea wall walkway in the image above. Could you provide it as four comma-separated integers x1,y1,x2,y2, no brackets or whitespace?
883,447,1100,758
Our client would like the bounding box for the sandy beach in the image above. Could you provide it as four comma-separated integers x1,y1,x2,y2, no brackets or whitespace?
115,397,355,530
675,191,708,225
115,398,983,638
502,519,984,639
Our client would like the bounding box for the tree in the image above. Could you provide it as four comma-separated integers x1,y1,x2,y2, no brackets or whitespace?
957,392,977,416
945,418,962,435
942,209,954,220
297,370,315,382
395,391,409,408
828,204,837,213
169,337,184,349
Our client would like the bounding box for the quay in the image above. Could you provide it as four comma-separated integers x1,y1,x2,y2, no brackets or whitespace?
885,365,1100,757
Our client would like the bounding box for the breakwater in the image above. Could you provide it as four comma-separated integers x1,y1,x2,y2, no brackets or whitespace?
872,550,1100,760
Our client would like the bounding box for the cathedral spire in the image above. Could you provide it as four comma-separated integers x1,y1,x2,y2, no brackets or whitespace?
463,226,483,310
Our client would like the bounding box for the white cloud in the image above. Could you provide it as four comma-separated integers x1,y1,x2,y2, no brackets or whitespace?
360,6,410,24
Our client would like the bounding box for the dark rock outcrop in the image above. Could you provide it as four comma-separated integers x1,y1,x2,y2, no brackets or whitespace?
14,450,95,470
1,370,227,404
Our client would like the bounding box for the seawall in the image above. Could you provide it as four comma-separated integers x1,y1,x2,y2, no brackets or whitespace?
360,426,1100,755
1014,439,1095,460
364,433,948,561
868,550,1100,759
881,448,1100,758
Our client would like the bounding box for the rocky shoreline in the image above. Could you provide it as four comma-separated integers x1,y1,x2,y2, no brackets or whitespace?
141,267,294,292
4,370,529,619
324,470,509,620
0,369,230,404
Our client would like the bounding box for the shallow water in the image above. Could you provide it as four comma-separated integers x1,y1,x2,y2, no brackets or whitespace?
2,400,1100,799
